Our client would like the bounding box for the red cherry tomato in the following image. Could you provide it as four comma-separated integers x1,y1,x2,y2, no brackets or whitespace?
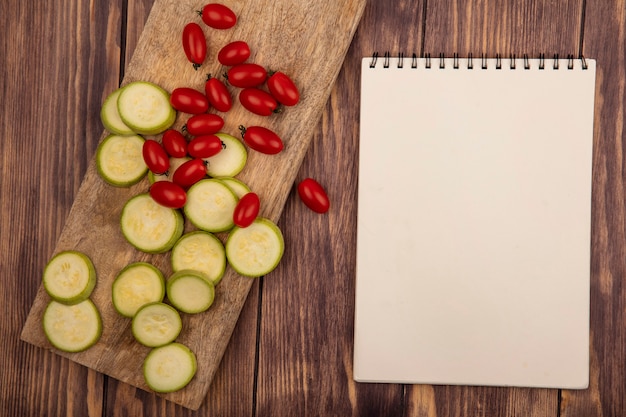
162,129,188,158
233,192,260,228
170,87,209,114
204,76,232,112
226,64,267,88
239,125,283,155
182,22,206,70
239,88,279,116
297,178,330,214
187,135,223,158
150,181,187,209
172,158,207,188
218,41,250,66
198,3,237,29
142,139,170,174
185,113,224,136
267,71,300,106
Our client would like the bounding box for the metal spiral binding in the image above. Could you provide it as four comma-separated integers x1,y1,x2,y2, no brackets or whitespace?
369,52,378,68
368,52,589,70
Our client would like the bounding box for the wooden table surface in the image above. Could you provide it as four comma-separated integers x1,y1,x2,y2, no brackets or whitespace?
2,0,624,416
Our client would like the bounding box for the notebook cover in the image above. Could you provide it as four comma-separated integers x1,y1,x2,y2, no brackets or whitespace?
354,56,596,389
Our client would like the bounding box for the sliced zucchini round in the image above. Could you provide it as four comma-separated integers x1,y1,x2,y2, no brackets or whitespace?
132,302,182,347
43,250,96,305
121,193,184,253
166,270,215,314
171,231,226,285
184,179,238,232
112,262,165,318
143,342,197,393
217,176,250,198
225,218,284,277
117,81,176,135
100,88,134,135
96,134,148,187
204,133,247,177
43,299,102,352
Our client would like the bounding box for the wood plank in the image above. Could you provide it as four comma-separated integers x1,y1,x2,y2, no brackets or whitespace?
124,0,155,69
104,2,259,415
410,0,584,416
424,0,584,57
6,0,619,415
255,0,424,415
105,283,260,416
0,0,123,415
561,1,626,415
20,0,366,410
107,2,260,412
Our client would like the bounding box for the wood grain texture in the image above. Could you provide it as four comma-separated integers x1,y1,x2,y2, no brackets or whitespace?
106,3,261,413
4,0,626,415
424,0,584,57
19,0,366,410
0,0,120,415
102,2,259,415
102,263,261,416
255,1,424,416
417,1,584,416
561,0,626,415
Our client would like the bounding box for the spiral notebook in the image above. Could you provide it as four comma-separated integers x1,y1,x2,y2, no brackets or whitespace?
354,54,596,389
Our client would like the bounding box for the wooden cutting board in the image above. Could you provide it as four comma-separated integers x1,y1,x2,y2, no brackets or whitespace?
20,0,365,410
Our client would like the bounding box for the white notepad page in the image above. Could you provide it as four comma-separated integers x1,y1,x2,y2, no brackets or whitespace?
354,55,596,389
